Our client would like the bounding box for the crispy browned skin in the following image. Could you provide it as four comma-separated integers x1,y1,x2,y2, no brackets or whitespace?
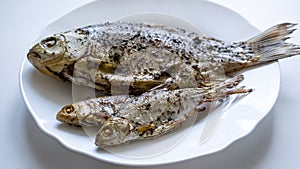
27,22,300,95
57,75,252,147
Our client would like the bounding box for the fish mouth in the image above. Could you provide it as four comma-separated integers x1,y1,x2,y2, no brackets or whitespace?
27,51,43,66
27,51,52,76
56,112,80,126
27,51,41,60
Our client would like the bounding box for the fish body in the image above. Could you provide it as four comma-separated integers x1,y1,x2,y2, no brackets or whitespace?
27,22,300,95
56,75,252,146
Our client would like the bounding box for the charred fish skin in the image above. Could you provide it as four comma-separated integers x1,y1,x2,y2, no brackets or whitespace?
56,75,252,147
27,22,300,95
94,75,252,147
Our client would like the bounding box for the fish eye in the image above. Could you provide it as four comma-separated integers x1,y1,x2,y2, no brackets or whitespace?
41,37,57,48
101,126,113,137
64,105,74,114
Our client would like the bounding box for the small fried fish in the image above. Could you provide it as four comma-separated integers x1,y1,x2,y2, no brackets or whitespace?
56,75,252,147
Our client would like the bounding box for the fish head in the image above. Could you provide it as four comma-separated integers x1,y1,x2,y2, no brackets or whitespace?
95,117,130,147
27,29,89,81
56,104,80,126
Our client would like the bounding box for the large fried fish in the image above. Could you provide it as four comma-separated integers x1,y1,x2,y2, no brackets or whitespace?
27,22,300,95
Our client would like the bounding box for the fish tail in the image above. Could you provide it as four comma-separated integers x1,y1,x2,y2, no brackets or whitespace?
246,23,300,65
196,76,252,107
213,74,245,89
216,75,253,95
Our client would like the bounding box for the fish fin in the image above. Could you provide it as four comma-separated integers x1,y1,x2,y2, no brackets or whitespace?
215,74,244,89
196,75,252,105
149,81,169,91
246,23,300,64
216,75,253,96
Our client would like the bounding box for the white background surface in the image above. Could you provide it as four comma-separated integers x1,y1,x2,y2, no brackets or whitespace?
1,0,300,168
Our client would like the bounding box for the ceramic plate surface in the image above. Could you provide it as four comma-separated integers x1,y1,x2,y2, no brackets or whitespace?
20,0,280,166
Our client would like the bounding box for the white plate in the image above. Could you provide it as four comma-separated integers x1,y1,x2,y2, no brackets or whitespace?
19,0,280,166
